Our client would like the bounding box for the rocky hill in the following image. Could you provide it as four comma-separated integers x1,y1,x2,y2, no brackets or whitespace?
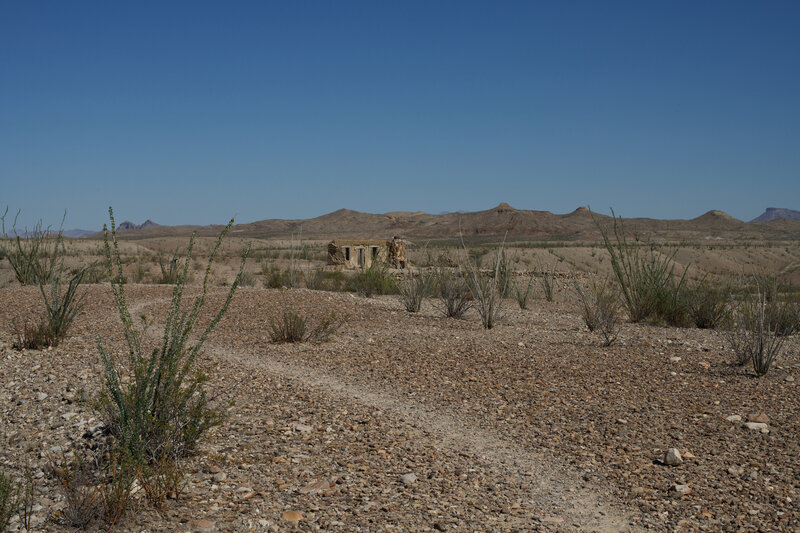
103,204,800,242
751,207,800,222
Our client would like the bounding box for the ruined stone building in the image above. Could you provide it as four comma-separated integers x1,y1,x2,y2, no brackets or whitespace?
327,237,408,269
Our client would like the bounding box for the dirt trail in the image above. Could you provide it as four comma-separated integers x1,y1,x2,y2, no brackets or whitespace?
205,341,638,532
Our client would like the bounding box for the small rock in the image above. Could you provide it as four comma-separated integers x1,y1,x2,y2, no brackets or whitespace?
673,484,691,495
35,392,48,401
207,465,221,474
211,472,227,482
748,413,769,424
299,478,332,495
786,376,794,382
743,422,769,433
682,451,695,459
725,415,742,423
664,448,683,466
727,465,744,476
288,422,313,434
669,357,681,362
282,510,302,523
399,473,417,485
188,519,215,532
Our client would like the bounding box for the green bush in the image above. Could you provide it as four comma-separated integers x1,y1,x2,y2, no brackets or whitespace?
41,264,88,345
346,263,398,297
97,207,248,463
0,208,64,285
685,279,729,329
305,268,347,292
594,209,687,323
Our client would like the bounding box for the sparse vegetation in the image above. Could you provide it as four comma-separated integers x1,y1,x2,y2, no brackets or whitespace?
0,467,32,532
685,278,730,329
575,279,622,346
594,209,688,323
346,262,398,297
97,207,248,464
269,307,346,343
513,272,535,309
538,261,557,302
435,267,472,319
464,239,509,329
727,277,790,375
398,269,433,312
0,208,64,285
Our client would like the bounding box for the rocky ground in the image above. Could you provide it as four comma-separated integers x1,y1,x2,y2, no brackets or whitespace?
1,284,798,532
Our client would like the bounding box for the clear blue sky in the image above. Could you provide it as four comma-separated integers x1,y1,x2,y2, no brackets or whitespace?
2,1,798,230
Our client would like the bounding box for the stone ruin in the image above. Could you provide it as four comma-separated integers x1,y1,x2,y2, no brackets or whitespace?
327,237,408,269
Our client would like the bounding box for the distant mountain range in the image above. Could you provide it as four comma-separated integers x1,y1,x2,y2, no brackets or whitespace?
116,219,160,232
95,204,800,242
751,207,800,222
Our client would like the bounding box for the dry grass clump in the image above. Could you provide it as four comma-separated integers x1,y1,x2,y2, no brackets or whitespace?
434,267,472,319
269,307,347,343
463,241,510,329
398,270,433,312
727,276,792,376
575,279,622,346
513,272,535,309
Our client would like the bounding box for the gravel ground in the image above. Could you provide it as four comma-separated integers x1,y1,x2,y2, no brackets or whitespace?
1,284,798,532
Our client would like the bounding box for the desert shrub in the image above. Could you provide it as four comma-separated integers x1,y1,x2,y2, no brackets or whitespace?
269,307,346,343
398,270,433,312
12,318,54,350
157,251,180,284
51,453,101,528
131,261,148,283
727,281,788,375
0,467,33,531
538,262,557,302
435,267,472,319
0,470,16,530
262,262,301,289
41,264,88,345
464,241,510,329
513,273,535,310
82,261,110,284
137,456,183,510
574,279,621,346
346,263,398,297
97,207,248,464
98,451,137,526
0,208,64,285
594,209,687,323
239,270,256,287
305,268,347,292
685,279,729,329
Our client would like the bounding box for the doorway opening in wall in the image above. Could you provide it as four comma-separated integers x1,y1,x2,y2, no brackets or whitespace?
344,247,350,261
371,246,379,260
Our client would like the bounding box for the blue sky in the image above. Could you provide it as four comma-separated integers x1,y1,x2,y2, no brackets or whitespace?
1,1,798,230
